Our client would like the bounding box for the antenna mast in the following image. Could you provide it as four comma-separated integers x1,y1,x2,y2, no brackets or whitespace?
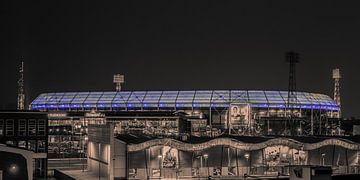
17,61,25,110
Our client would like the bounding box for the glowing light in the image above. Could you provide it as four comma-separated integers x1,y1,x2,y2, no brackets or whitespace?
9,164,18,174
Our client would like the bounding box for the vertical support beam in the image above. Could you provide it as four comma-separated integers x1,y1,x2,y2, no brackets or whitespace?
311,109,314,135
209,106,212,137
345,149,349,173
332,145,336,166
144,148,149,179
235,149,239,176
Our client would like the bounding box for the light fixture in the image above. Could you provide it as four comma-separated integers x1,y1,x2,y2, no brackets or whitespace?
203,154,208,159
9,164,18,174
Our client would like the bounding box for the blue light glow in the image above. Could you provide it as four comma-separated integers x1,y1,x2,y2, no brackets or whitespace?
30,90,340,111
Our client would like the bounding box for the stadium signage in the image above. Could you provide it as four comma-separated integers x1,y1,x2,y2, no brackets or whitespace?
48,113,67,118
85,112,105,118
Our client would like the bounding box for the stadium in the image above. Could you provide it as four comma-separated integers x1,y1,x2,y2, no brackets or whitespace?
31,90,340,137
29,90,360,179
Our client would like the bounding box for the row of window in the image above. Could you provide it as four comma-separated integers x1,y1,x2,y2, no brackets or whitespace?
0,119,46,136
6,140,46,153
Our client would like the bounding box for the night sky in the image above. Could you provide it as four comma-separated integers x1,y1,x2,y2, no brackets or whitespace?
1,1,360,118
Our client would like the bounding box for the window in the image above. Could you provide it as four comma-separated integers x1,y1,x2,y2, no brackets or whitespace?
28,140,36,151
37,140,46,153
38,119,46,136
28,119,36,136
19,119,26,136
6,141,15,146
18,141,26,149
0,119,3,136
6,119,14,136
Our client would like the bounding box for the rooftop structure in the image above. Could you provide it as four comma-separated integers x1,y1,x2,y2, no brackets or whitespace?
31,90,339,111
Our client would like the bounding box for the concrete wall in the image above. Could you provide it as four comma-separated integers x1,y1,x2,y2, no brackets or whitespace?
87,124,114,180
88,142,110,178
0,146,33,180
113,139,126,179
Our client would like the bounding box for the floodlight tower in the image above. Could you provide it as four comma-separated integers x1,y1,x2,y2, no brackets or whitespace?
332,68,341,117
113,74,124,91
285,51,299,135
17,61,25,110
286,51,300,111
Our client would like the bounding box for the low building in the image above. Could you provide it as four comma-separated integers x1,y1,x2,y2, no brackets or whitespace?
0,144,34,180
0,111,48,179
87,124,360,179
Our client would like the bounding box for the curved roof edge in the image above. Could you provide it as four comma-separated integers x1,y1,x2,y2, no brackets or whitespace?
125,137,360,152
30,90,340,111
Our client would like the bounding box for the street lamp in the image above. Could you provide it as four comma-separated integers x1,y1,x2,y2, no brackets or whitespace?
203,154,209,177
321,153,326,166
158,155,162,177
244,153,250,176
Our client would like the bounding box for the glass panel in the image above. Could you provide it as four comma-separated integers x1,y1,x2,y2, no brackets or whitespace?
176,91,195,103
193,91,212,103
248,91,267,104
159,91,178,104
143,91,162,103
112,92,132,104
127,91,146,104
230,90,248,103
211,90,230,103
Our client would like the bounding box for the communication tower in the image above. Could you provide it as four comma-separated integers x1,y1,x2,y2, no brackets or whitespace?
17,61,25,110
333,68,341,117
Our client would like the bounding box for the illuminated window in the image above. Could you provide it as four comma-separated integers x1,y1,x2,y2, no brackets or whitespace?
19,119,26,136
6,119,14,136
18,141,26,148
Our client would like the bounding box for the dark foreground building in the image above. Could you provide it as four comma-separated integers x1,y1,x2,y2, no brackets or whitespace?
0,111,48,179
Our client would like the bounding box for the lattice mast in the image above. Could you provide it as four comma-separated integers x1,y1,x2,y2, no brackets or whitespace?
332,68,341,117
286,51,300,111
113,74,124,91
285,51,300,135
17,61,25,110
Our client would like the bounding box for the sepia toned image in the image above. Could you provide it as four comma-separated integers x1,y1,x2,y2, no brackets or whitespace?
1,1,360,180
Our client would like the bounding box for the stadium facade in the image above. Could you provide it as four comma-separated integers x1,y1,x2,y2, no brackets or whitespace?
31,90,341,137
29,90,360,179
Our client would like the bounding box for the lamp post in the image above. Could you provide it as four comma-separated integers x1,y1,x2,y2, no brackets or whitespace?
158,155,162,178
99,143,101,180
321,153,326,166
79,127,84,172
244,153,250,177
203,154,209,178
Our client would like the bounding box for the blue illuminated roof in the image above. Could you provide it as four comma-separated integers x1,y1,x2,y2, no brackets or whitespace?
30,90,340,111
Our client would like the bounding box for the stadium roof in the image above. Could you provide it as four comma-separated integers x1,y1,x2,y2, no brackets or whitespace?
30,90,339,111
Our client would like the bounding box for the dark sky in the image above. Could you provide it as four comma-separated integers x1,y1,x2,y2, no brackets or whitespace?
1,1,360,117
